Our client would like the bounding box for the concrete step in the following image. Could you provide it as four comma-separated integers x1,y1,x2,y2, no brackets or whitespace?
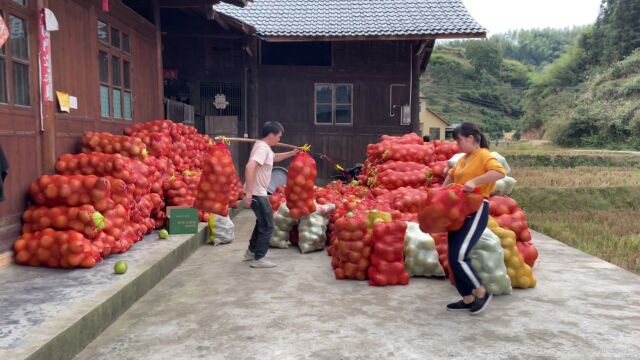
0,210,239,360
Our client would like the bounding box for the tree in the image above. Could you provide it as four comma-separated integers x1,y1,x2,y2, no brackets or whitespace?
590,0,640,64
501,59,531,87
465,40,503,76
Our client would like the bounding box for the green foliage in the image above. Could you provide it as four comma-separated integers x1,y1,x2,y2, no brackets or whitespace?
465,40,503,75
528,44,587,94
550,104,607,147
501,59,532,87
589,0,640,65
424,4,639,149
427,53,474,84
621,75,640,96
492,27,586,69
609,49,640,79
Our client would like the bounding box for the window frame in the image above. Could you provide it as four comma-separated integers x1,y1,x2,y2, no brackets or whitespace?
429,127,441,141
98,19,132,121
0,6,32,108
313,83,353,126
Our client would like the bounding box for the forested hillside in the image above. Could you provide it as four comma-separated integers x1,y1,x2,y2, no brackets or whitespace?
422,0,640,149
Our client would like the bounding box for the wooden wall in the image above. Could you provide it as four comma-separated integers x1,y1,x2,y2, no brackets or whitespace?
0,0,43,253
51,0,161,156
0,0,161,255
257,40,421,181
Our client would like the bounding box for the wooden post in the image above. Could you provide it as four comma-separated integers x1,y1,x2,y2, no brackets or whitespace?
411,41,421,135
249,39,259,139
38,0,56,174
152,0,164,120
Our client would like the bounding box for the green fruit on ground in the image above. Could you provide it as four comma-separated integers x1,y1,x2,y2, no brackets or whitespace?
114,260,128,274
159,229,169,239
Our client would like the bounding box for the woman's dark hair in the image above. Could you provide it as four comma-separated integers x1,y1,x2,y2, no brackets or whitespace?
452,122,489,149
261,121,284,138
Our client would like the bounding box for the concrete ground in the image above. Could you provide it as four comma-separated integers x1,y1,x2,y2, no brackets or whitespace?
0,224,208,360
76,210,640,360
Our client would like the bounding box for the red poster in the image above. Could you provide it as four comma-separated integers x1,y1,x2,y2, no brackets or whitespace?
39,9,53,102
0,16,8,48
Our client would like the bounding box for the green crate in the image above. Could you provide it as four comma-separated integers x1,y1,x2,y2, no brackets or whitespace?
166,206,199,234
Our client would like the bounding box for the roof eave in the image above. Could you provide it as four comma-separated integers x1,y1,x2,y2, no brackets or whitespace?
213,11,257,34
216,0,251,7
261,32,487,42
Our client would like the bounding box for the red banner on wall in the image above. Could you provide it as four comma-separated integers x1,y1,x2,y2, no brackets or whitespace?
0,16,8,49
39,9,53,102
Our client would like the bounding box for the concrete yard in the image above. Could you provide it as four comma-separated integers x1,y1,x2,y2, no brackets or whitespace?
75,210,640,360
0,224,209,360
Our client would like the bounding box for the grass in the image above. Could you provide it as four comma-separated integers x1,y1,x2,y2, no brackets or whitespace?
501,146,640,274
510,167,640,187
495,141,640,157
493,142,640,167
527,210,640,274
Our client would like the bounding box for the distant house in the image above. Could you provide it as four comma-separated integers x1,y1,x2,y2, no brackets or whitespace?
419,99,449,141
446,123,462,140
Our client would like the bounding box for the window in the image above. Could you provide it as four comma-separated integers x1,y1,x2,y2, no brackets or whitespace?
429,127,441,140
111,28,120,49
314,84,353,125
0,9,31,107
98,20,132,120
122,33,130,53
98,21,108,43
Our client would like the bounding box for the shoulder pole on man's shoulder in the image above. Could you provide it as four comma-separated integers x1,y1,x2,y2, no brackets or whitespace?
213,136,306,151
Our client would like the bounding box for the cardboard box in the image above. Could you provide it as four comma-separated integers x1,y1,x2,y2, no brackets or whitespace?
166,206,199,234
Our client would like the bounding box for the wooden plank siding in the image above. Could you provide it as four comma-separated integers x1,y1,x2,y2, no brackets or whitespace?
50,0,161,157
0,0,44,254
256,40,420,182
0,0,162,255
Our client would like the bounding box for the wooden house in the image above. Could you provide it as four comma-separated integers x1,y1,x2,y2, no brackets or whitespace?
0,0,484,261
0,0,247,264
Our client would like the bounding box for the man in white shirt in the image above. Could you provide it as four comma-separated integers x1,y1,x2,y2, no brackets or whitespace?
242,121,298,268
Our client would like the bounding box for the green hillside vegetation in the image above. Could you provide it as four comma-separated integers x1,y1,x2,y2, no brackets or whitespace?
421,27,581,141
422,0,640,149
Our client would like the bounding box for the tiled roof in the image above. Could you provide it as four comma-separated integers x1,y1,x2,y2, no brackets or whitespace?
214,0,485,39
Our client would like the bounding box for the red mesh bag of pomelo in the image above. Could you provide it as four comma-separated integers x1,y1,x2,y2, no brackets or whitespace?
372,169,431,190
194,142,238,216
368,220,409,286
379,133,424,145
13,228,100,269
426,160,448,185
55,153,154,197
269,186,286,210
22,205,106,240
432,140,460,161
81,132,148,160
285,152,317,219
418,185,484,233
333,211,371,281
488,195,533,243
374,160,428,173
228,171,243,208
29,175,115,212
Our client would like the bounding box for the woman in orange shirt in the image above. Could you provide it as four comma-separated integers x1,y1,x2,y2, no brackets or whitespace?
442,123,506,315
